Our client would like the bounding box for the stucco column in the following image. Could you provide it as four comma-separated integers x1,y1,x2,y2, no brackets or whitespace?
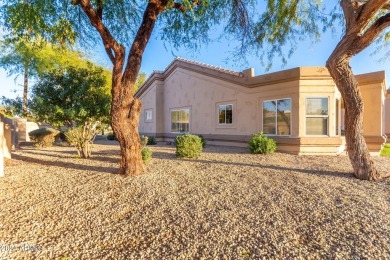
0,121,4,177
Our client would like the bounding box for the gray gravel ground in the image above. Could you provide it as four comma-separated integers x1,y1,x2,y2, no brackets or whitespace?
0,140,389,259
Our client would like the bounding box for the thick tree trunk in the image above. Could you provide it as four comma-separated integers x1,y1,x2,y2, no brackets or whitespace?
111,90,145,175
326,40,380,180
23,63,28,116
108,2,161,176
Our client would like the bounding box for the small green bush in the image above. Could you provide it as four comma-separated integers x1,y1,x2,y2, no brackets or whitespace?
198,134,207,148
141,147,153,164
29,128,60,148
248,132,277,154
140,135,148,147
106,133,116,140
147,136,157,145
175,134,203,158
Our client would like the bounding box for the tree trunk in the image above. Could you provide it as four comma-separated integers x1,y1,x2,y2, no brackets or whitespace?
23,63,28,116
326,40,380,180
111,91,145,175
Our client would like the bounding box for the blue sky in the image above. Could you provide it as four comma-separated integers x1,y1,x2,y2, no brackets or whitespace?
1,25,390,99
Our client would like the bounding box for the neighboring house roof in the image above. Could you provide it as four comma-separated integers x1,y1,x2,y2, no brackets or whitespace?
135,57,387,98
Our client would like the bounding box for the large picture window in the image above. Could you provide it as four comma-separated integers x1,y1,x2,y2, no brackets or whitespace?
263,98,291,135
218,104,233,124
306,97,328,135
171,108,190,133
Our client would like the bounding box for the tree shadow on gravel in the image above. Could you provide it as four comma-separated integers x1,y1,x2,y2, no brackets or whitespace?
151,151,355,180
12,153,118,174
17,148,120,158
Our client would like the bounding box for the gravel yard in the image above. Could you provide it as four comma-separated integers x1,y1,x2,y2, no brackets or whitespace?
1,140,389,259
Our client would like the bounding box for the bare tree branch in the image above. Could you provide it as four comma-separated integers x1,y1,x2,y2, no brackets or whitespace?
75,0,124,65
122,1,163,96
356,0,389,25
96,0,103,20
357,12,390,50
341,0,356,32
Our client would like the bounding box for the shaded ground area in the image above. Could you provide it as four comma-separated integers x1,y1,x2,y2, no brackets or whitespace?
1,140,389,258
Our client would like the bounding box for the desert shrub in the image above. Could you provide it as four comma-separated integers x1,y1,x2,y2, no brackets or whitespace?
198,134,207,148
140,135,148,147
141,147,153,164
147,136,157,145
248,132,277,154
175,134,202,158
29,128,60,148
65,122,99,158
106,133,116,140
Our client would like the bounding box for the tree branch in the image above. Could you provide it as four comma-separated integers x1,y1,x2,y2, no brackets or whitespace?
96,0,103,20
170,0,200,12
122,1,163,88
341,0,356,32
102,40,115,64
75,0,124,65
356,0,389,25
357,12,390,50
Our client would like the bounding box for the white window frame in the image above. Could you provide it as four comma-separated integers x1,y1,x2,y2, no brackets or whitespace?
335,98,341,136
262,98,292,136
170,108,190,133
144,109,153,122
218,104,234,125
305,97,329,136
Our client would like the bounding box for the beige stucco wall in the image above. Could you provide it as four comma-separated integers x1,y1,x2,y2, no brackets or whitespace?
360,83,384,137
1,115,12,159
385,95,390,135
26,122,39,141
161,68,294,137
0,121,4,177
138,67,345,154
139,84,158,134
137,60,386,154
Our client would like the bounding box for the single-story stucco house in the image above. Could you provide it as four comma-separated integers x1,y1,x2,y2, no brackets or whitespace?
135,58,388,155
386,89,390,136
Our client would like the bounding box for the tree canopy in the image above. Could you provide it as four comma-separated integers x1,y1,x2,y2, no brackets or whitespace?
30,62,111,128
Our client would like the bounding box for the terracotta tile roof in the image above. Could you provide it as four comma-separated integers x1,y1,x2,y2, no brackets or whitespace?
160,57,244,77
176,57,243,77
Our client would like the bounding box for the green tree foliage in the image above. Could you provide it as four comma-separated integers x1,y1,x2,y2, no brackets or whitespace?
0,37,92,115
30,62,111,128
0,96,25,118
134,72,147,93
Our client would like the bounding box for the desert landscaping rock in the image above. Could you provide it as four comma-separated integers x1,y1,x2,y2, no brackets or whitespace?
0,140,389,258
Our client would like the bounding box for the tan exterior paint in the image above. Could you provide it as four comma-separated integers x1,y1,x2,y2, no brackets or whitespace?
385,91,390,136
0,121,3,177
136,58,387,154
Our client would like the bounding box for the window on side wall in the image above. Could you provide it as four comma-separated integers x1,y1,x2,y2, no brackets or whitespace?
305,97,329,135
171,108,190,133
145,109,153,122
218,104,233,125
263,98,291,136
